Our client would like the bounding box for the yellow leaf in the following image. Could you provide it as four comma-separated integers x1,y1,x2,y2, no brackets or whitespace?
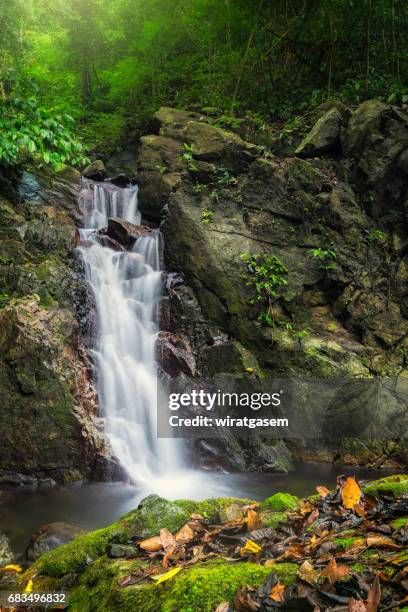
0,564,23,573
151,566,182,585
25,578,34,593
245,368,254,374
341,476,361,510
240,540,262,555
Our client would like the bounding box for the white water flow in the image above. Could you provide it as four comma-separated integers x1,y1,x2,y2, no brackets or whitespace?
78,180,219,499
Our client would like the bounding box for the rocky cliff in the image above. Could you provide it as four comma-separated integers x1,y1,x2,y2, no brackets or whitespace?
0,167,117,484
138,102,408,471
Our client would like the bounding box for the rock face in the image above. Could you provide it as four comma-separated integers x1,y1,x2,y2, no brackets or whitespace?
295,107,344,157
26,522,87,561
82,160,106,181
0,533,13,566
137,104,408,470
0,165,118,483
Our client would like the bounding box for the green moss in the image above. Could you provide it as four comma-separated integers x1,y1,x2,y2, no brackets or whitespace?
268,563,298,584
31,497,189,579
175,497,252,520
333,537,365,551
259,511,288,529
350,563,368,573
363,475,408,497
390,517,408,529
260,493,299,512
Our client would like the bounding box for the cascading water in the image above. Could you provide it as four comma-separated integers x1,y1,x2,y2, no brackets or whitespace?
77,179,225,499
78,180,185,490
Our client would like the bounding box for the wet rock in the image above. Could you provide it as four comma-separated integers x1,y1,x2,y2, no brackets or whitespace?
295,107,344,157
106,217,152,249
219,503,245,524
106,543,138,559
107,174,130,188
0,534,13,566
82,160,106,181
138,135,184,173
55,165,81,185
156,331,197,377
183,120,259,172
138,170,182,221
152,106,206,140
94,233,126,252
26,522,87,561
342,99,389,157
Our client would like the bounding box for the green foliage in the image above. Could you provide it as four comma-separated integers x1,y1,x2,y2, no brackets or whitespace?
368,229,386,243
0,97,88,167
201,210,213,224
181,143,198,172
240,252,288,328
310,247,337,272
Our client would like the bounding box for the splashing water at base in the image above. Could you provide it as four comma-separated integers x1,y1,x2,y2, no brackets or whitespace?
77,179,211,497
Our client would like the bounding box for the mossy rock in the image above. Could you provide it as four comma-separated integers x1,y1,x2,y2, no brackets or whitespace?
259,511,288,529
68,560,296,612
260,492,299,512
175,497,252,521
362,474,408,497
31,496,190,578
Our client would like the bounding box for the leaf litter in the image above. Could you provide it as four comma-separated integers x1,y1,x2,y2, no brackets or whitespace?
112,475,407,609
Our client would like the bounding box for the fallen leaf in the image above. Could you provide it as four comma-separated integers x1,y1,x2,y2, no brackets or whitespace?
366,535,400,549
151,566,182,585
175,523,195,544
247,509,262,531
215,603,231,612
239,539,262,555
348,598,367,612
342,477,362,510
270,582,285,602
0,564,23,573
160,528,176,551
366,575,381,612
317,485,330,498
25,578,34,593
321,558,349,584
298,560,319,584
139,535,162,552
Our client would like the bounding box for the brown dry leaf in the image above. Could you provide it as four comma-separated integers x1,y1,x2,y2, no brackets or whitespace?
342,477,362,510
298,560,319,584
354,503,366,517
348,598,367,612
366,535,400,549
299,500,315,515
160,528,176,552
215,604,231,612
175,523,195,545
264,559,277,568
316,485,330,498
366,575,381,612
270,582,285,602
247,509,262,532
321,558,349,584
283,544,304,560
190,513,204,520
139,535,162,552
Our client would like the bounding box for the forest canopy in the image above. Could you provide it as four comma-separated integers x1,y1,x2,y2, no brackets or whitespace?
0,0,407,159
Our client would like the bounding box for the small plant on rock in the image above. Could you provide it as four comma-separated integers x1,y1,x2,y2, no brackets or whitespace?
181,143,197,172
201,210,213,224
310,247,337,271
240,252,289,327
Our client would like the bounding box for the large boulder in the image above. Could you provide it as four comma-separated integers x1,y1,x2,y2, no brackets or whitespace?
183,121,259,172
138,135,184,173
82,160,106,181
342,100,389,157
0,298,102,482
295,107,344,157
26,522,87,561
106,218,152,249
152,106,206,140
138,170,182,221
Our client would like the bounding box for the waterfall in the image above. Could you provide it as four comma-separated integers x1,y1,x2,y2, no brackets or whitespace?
77,180,184,488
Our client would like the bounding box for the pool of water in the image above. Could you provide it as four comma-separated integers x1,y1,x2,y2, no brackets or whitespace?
0,463,395,558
